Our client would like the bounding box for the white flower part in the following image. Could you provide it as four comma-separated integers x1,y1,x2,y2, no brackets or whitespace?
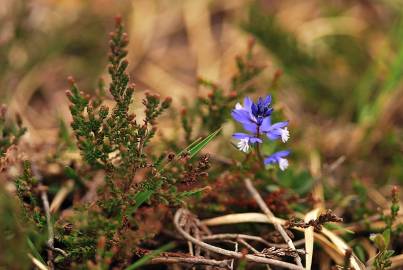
250,114,257,122
280,127,290,143
278,158,289,171
237,138,250,153
235,102,243,110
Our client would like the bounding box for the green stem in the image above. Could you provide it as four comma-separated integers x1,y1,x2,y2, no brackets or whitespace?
255,128,265,168
255,143,265,168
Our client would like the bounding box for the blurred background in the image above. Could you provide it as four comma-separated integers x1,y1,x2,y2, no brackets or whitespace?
1,0,403,188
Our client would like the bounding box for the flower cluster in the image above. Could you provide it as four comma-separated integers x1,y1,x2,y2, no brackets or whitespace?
231,96,290,170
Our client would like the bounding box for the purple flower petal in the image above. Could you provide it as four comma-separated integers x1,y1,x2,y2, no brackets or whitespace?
261,121,289,142
260,117,272,131
243,97,253,112
249,137,263,144
242,122,258,133
231,110,251,124
232,133,262,143
263,95,272,106
264,150,291,170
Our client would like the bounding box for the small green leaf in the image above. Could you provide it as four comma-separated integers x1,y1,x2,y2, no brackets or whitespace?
353,244,367,262
27,237,46,266
382,228,391,247
370,233,386,250
125,242,175,270
385,249,395,257
64,166,85,189
187,128,221,159
132,190,154,212
176,136,203,157
178,186,210,199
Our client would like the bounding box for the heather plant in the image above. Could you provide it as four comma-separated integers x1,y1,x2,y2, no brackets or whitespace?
0,105,26,159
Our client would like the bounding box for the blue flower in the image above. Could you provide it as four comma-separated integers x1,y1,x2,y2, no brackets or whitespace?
232,133,262,152
231,96,273,133
251,96,273,122
231,96,289,143
231,95,291,170
264,150,290,171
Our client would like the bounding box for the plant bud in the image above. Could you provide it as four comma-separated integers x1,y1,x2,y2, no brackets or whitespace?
114,15,122,26
229,91,237,98
162,97,172,108
67,76,75,84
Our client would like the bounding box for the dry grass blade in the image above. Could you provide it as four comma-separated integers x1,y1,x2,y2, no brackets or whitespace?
304,208,320,270
203,212,286,226
390,254,403,269
321,228,365,270
50,180,74,213
28,253,49,270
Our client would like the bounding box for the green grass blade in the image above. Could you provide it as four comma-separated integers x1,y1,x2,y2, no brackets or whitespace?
176,136,203,157
125,242,175,270
27,237,46,266
187,128,221,159
132,190,154,212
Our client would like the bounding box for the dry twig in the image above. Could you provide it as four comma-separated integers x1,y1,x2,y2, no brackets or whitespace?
243,178,304,267
149,256,232,268
174,208,304,270
202,233,305,248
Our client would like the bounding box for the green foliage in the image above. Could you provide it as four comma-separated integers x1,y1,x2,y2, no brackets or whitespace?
244,3,403,122
57,210,118,263
0,105,26,158
277,169,314,195
67,17,168,175
57,119,76,152
66,16,173,215
244,5,342,115
351,179,373,221
14,161,46,229
0,187,30,269
371,187,400,270
57,16,219,267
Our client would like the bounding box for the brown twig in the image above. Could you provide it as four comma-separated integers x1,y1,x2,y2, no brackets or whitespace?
237,239,272,270
286,209,343,232
47,246,68,257
174,209,304,270
202,233,305,248
243,178,304,267
149,256,231,268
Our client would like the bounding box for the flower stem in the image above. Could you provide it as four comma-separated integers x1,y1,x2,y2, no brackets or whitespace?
255,128,265,168
255,143,265,168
